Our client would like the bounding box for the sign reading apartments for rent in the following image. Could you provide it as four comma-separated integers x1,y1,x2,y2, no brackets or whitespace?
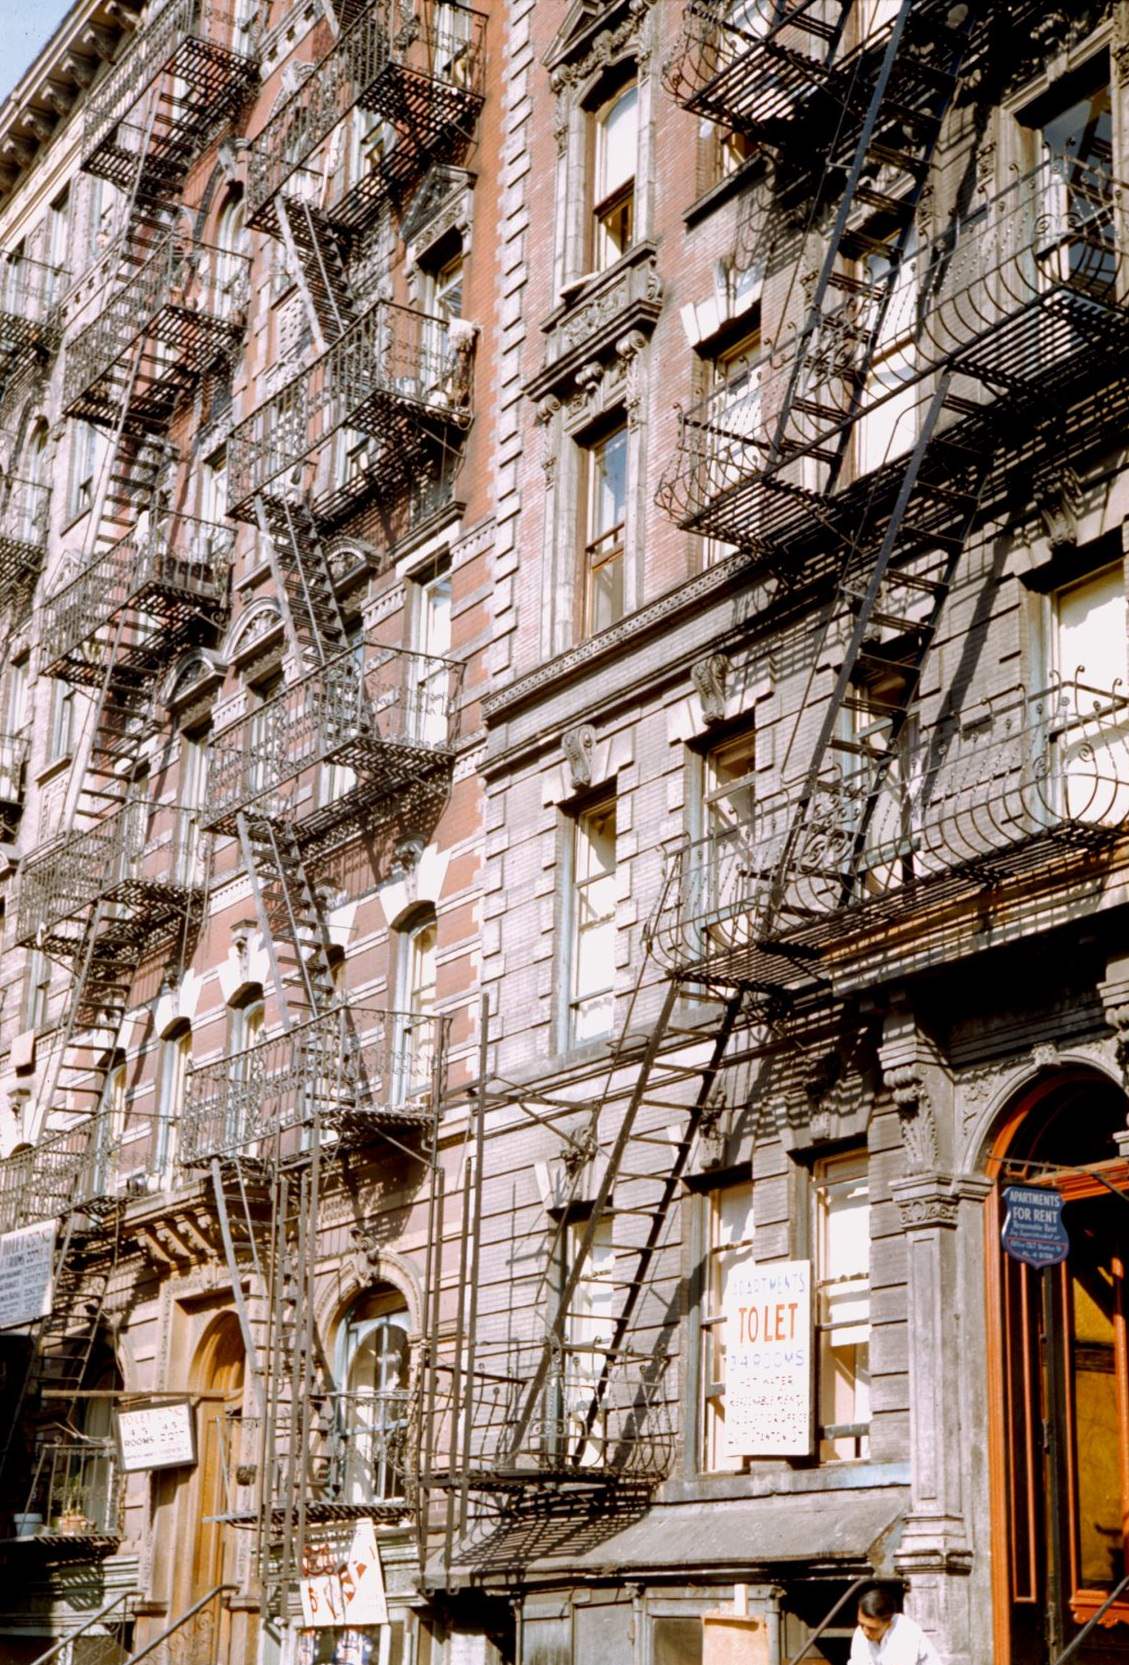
723,1258,813,1458
0,1220,57,1330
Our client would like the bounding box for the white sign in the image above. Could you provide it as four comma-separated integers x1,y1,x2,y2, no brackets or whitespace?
117,1401,197,1472
300,1520,387,1629
0,1220,57,1330
724,1258,812,1458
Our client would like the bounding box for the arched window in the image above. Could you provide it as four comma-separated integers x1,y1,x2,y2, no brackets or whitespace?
213,189,248,314
17,419,48,544
334,1287,410,1504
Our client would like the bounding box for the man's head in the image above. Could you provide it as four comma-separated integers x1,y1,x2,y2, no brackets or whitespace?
857,1587,898,1644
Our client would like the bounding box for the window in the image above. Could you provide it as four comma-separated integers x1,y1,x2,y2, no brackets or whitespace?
156,1023,191,1173
201,449,227,548
699,1182,755,1472
48,680,74,762
591,81,638,272
24,948,51,1032
695,729,757,953
226,985,264,1146
47,186,69,286
411,563,452,744
177,726,209,886
336,1288,410,1504
559,1214,616,1466
396,910,437,1101
813,1151,870,1461
582,424,628,636
567,796,617,1044
214,191,248,313
1055,563,1125,693
67,421,101,522
855,228,920,477
6,657,28,735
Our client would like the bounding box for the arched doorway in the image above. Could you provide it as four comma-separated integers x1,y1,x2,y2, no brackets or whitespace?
172,1314,245,1645
986,1068,1129,1664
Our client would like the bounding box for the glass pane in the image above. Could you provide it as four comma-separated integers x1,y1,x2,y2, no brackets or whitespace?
590,428,628,541
1066,1196,1125,1591
1057,564,1125,692
598,86,637,199
653,1617,703,1665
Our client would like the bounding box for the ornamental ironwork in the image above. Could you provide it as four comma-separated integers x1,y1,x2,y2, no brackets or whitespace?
16,1439,123,1547
0,1112,123,1234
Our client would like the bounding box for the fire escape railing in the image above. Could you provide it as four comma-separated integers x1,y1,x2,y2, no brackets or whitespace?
227,298,475,522
657,160,1129,555
0,477,50,603
41,513,233,685
205,630,462,842
653,680,1129,990
10,1439,123,1547
82,0,257,197
62,233,251,431
179,1005,441,1166
0,252,65,365
14,803,207,956
0,1112,125,1234
0,731,28,808
245,0,487,234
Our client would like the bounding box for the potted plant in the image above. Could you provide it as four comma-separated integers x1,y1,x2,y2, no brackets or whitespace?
53,1485,92,1536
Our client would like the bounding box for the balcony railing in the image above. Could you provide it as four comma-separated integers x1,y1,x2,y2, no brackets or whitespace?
0,252,64,362
227,300,475,521
246,0,486,233
0,731,28,807
42,513,233,686
212,1391,409,1524
15,1440,122,1547
206,628,461,841
63,233,251,431
419,1341,673,1490
653,679,1129,990
83,0,257,196
658,160,1129,556
180,1004,440,1167
0,1113,122,1234
15,803,207,955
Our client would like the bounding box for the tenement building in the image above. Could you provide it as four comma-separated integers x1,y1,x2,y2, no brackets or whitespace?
0,3,1126,1665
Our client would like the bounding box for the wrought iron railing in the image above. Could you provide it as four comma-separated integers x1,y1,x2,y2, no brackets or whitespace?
42,513,233,676
246,0,487,231
0,475,49,554
82,0,256,185
180,1005,439,1166
0,731,28,805
227,300,475,518
417,1342,673,1489
0,1113,121,1233
657,160,1129,549
213,1390,410,1521
0,252,65,355
15,803,207,949
20,1440,122,1543
653,679,1129,985
206,629,462,836
62,232,251,418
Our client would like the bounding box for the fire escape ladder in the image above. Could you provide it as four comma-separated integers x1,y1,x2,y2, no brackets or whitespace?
767,0,976,474
503,963,744,1475
276,195,356,353
236,811,338,1030
255,492,349,668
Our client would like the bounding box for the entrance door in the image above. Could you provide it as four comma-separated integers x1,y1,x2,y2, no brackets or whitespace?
989,1074,1129,1664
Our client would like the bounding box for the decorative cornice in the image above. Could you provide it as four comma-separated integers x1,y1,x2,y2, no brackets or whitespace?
890,1173,961,1232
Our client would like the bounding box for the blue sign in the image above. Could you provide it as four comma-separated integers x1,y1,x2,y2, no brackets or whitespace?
1001,1185,1070,1268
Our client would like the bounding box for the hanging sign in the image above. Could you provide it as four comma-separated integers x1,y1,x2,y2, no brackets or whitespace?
1001,1185,1070,1268
117,1400,197,1471
0,1219,57,1330
299,1523,387,1629
723,1258,812,1458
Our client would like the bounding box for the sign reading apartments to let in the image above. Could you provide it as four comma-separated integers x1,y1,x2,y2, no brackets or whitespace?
117,1402,197,1472
723,1258,813,1458
0,1220,57,1330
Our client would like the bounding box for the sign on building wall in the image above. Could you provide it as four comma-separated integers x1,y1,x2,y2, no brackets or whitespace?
0,1219,57,1330
299,1520,388,1629
723,1258,812,1458
116,1401,197,1471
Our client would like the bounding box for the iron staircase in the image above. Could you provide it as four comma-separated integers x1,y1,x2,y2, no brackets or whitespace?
254,493,350,670
276,196,357,353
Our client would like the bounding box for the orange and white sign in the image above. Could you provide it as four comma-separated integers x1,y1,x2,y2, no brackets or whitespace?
723,1259,812,1458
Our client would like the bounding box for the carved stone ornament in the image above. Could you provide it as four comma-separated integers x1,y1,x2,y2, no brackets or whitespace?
562,723,598,790
890,1175,960,1232
888,1065,940,1175
696,1085,728,1170
1036,462,1082,552
691,653,729,725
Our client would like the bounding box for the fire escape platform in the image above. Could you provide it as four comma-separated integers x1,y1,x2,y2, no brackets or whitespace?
42,517,233,688
0,477,50,604
82,0,257,198
227,298,475,524
62,235,250,433
245,0,486,236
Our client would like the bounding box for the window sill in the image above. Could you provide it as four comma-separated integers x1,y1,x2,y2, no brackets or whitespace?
684,155,765,230
35,753,73,789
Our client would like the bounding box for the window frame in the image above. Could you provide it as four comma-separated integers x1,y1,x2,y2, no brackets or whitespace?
580,423,629,637
590,78,639,273
812,1148,871,1462
697,1178,756,1474
563,792,618,1048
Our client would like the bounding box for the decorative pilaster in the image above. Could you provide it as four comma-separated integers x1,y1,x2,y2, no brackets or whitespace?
1098,954,1129,1157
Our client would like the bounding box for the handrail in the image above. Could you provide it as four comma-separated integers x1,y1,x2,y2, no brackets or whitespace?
28,1589,136,1665
1050,1573,1129,1665
119,1584,235,1665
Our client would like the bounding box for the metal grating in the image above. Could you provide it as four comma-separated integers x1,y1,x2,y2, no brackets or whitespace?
62,231,251,433
82,0,257,200
246,0,486,235
227,297,475,521
179,1005,439,1166
205,627,461,841
0,1113,123,1234
652,680,1129,990
42,513,233,687
0,477,50,605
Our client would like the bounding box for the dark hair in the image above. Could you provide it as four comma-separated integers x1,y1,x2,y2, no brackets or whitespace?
858,1588,898,1621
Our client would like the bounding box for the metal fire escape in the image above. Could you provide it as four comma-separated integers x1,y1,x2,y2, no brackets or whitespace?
0,9,251,1505
417,0,1122,1575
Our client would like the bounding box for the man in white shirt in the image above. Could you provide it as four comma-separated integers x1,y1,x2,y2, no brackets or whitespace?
849,1587,942,1664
